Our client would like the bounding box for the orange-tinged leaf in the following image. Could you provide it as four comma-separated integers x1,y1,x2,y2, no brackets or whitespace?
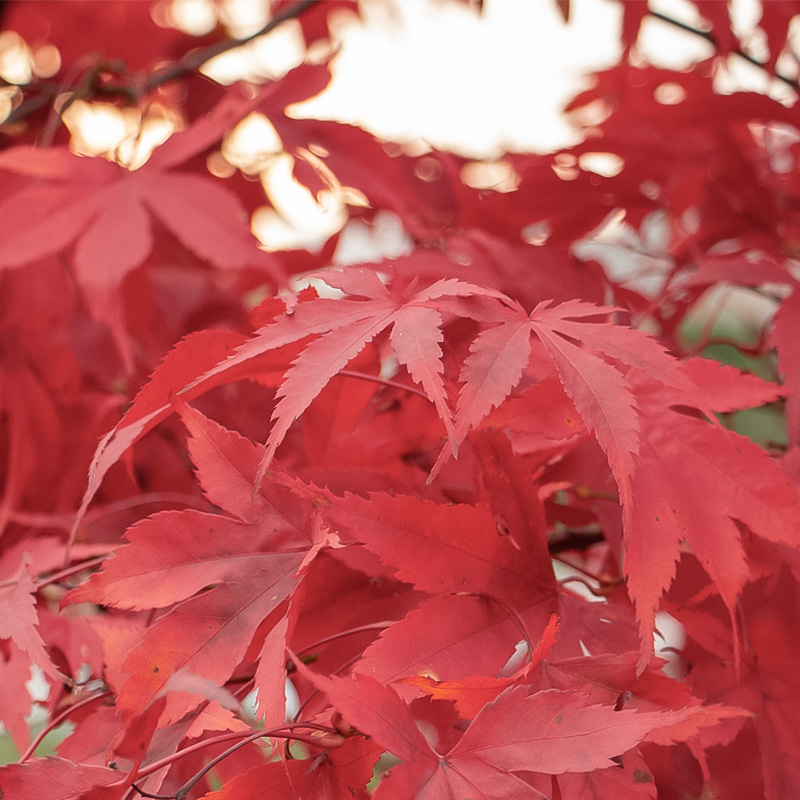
304,671,725,799
399,614,559,717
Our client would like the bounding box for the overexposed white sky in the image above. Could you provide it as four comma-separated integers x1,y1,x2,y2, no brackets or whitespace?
294,0,623,157
296,0,623,157
291,0,787,158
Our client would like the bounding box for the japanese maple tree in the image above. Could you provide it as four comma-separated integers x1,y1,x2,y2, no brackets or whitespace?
1,1,800,798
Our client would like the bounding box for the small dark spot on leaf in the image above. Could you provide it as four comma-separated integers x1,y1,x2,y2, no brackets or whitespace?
153,666,159,673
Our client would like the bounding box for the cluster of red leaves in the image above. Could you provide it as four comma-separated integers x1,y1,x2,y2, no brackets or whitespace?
1,1,800,798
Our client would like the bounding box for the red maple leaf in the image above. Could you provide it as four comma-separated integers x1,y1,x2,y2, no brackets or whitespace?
197,737,381,800
188,267,506,486
0,85,277,371
65,404,330,726
625,372,800,669
430,298,700,489
300,668,730,800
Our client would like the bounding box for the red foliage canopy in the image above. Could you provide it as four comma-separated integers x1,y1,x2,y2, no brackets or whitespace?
1,2,799,798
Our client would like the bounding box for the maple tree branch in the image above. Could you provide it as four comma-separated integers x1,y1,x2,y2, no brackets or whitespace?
3,0,321,128
648,9,800,91
144,0,321,93
547,528,605,554
18,690,110,763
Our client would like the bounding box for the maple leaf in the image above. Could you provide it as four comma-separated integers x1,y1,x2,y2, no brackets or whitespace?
681,357,787,412
197,737,381,800
557,750,657,800
321,489,553,608
0,558,63,686
345,434,637,688
0,85,274,371
65,404,328,725
431,298,699,493
186,267,506,487
69,315,305,551
624,373,800,670
0,758,122,800
678,565,800,800
301,670,725,800
399,613,559,717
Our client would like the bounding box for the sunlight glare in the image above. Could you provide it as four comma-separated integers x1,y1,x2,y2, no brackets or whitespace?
294,0,623,158
222,112,283,173
0,86,18,124
31,44,61,79
201,21,304,84
217,0,270,39
460,160,519,192
63,101,131,158
0,31,33,85
167,0,217,35
117,110,179,170
253,153,348,252
578,152,624,177
63,100,179,169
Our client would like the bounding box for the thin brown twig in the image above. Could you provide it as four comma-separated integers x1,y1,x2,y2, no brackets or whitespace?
4,0,321,128
648,9,800,92
144,0,321,93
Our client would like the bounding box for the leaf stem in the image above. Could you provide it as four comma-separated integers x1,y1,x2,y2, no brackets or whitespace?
295,620,394,656
468,592,535,658
35,554,110,588
337,369,431,402
130,722,337,799
0,554,110,591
